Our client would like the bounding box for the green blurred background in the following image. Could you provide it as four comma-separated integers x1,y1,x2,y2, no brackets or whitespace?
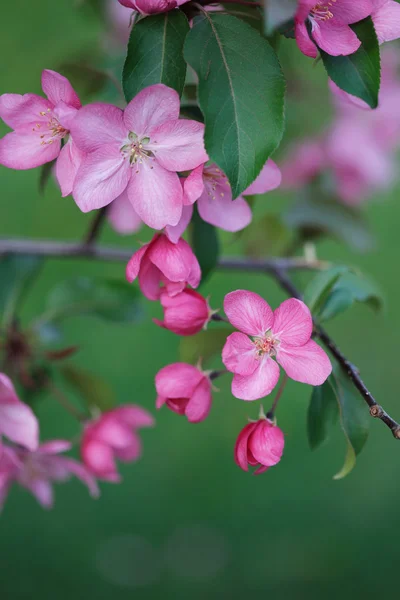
1,1,399,598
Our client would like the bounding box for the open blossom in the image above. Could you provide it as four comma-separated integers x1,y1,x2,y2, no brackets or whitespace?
81,405,154,482
0,373,38,451
154,288,212,335
126,233,201,300
70,84,207,230
118,0,188,15
0,70,82,196
234,417,285,474
295,0,373,58
222,291,331,401
155,363,213,423
371,0,400,43
0,441,99,510
165,160,281,242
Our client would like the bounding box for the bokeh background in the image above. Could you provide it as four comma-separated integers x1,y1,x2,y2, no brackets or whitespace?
1,1,399,598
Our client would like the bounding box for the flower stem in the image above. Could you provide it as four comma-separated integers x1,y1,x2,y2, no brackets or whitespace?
267,374,288,420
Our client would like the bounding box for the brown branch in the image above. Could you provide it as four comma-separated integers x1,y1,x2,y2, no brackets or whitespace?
82,207,108,246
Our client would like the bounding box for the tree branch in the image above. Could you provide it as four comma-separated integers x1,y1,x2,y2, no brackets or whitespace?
82,207,108,246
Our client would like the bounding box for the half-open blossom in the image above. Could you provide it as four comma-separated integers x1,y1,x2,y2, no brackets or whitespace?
0,373,38,451
0,70,82,196
222,290,331,400
155,363,212,423
126,233,201,300
0,441,99,510
154,288,212,335
118,0,189,15
70,84,207,230
107,190,143,235
371,0,400,43
295,0,373,58
234,417,285,474
81,405,154,482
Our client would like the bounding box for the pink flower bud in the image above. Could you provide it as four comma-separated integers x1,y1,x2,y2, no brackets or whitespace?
154,289,211,336
0,373,39,451
126,233,201,301
155,363,212,423
234,418,284,474
118,0,188,16
81,405,154,482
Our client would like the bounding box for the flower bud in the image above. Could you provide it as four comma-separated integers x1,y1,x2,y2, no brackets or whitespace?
154,288,211,336
234,417,284,474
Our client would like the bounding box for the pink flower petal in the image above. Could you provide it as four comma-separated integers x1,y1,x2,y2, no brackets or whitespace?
222,332,259,376
94,417,136,449
372,0,400,43
55,138,85,197
331,0,374,25
183,164,205,205
61,458,100,497
248,420,284,467
123,84,180,136
107,191,143,235
139,260,164,300
155,363,204,399
311,22,361,56
0,93,53,129
81,438,121,482
150,119,207,171
234,422,258,471
39,440,72,454
185,377,212,423
295,20,318,58
0,374,39,451
165,205,193,244
231,357,280,401
73,144,130,212
41,69,81,109
70,103,126,153
127,160,183,229
197,189,252,232
243,159,282,195
272,298,313,347
114,435,142,462
53,101,79,131
26,478,54,509
0,131,60,170
276,339,332,385
126,243,150,283
224,290,274,337
112,405,155,428
148,236,199,284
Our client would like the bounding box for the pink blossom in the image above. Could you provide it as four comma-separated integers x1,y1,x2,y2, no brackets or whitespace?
0,373,38,451
0,70,83,197
154,288,212,335
371,0,400,43
281,139,325,189
118,0,189,16
107,190,143,235
126,233,201,300
295,0,373,58
0,441,99,510
155,363,213,423
70,84,207,230
81,405,154,482
222,290,331,400
234,417,285,474
166,159,281,240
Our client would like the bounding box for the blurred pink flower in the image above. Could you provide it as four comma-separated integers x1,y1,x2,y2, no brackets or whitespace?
107,190,143,235
281,139,325,189
154,288,212,335
155,363,213,423
0,373,38,451
118,0,189,16
222,290,331,400
0,70,82,196
107,0,133,47
234,417,285,474
295,0,373,58
0,441,99,510
126,233,201,300
371,0,400,43
70,84,207,229
81,406,154,482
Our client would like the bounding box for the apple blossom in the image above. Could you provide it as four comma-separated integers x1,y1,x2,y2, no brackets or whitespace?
222,290,332,400
0,373,38,451
126,233,201,300
294,0,373,58
0,69,82,196
81,405,154,482
155,363,213,423
234,417,285,474
70,84,208,230
118,0,189,15
154,288,212,336
371,0,400,44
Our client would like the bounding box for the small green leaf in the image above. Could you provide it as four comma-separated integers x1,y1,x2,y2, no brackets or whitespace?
184,12,285,198
307,380,339,450
319,17,381,108
42,277,144,324
303,266,351,316
123,10,189,102
0,254,43,326
264,0,297,34
330,368,370,480
60,365,116,412
318,272,383,322
180,328,232,366
191,207,220,283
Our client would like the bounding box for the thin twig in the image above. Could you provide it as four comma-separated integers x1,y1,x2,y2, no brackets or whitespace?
46,379,87,422
267,374,288,420
82,207,108,246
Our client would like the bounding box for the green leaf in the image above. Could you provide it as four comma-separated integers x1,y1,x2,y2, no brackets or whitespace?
284,189,375,253
43,277,144,324
180,327,232,366
318,272,383,322
220,3,262,31
307,380,339,450
60,365,116,412
0,254,43,326
184,12,285,198
330,367,370,479
264,0,297,34
191,207,220,282
123,10,189,102
303,266,351,316
319,17,381,108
